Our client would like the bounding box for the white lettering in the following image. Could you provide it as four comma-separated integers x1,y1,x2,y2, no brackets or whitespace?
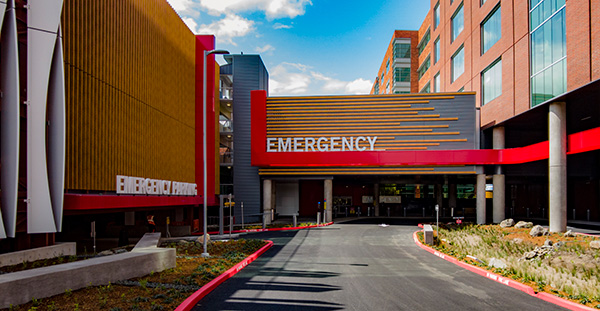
305,137,316,151
367,136,378,151
330,137,340,151
116,175,126,194
278,137,291,152
116,176,195,196
342,137,353,151
317,137,328,151
266,136,379,152
267,138,276,152
293,137,303,152
356,136,366,151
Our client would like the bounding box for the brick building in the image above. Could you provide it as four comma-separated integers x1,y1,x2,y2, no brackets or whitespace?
370,0,600,229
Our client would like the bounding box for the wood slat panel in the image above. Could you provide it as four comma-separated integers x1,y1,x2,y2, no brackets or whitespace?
62,0,196,191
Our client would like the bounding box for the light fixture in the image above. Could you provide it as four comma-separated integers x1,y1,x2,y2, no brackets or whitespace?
202,49,230,258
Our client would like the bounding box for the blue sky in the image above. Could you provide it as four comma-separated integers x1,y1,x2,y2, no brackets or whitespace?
167,0,430,96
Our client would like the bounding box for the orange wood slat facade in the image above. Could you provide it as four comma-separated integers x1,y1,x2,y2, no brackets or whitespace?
61,0,196,191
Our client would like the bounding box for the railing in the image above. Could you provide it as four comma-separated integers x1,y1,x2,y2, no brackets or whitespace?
220,87,233,100
219,120,233,133
220,152,233,165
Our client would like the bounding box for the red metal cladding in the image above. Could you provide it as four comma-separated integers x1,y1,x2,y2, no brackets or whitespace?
196,35,217,206
64,194,202,210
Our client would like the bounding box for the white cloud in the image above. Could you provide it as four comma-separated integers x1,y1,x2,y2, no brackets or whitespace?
269,62,373,96
197,14,255,45
345,78,373,94
167,0,195,12
273,23,293,29
199,0,312,19
255,44,275,53
182,17,199,33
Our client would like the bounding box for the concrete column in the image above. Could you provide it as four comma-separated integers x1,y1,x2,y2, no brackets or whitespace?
263,179,272,225
493,126,505,223
435,184,443,213
374,183,380,217
476,174,486,224
549,102,567,232
125,212,135,226
449,183,457,214
324,179,333,222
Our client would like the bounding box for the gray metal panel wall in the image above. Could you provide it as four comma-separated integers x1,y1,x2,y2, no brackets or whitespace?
229,55,268,223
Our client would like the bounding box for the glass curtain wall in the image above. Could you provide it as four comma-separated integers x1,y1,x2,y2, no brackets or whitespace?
530,0,566,107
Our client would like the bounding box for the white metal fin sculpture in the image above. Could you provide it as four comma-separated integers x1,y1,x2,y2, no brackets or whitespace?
26,0,65,233
0,0,20,238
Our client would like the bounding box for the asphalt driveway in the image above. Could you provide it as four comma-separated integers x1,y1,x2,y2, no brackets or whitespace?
193,220,567,310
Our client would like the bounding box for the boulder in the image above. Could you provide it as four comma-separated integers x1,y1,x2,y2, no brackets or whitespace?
590,240,600,250
98,250,114,256
196,234,211,244
553,241,565,250
512,238,524,244
515,221,534,229
543,239,553,247
488,258,508,269
563,230,576,237
530,225,546,237
499,219,515,228
522,251,537,260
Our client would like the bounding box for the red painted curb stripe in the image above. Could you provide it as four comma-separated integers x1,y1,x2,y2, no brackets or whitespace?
413,231,597,311
200,222,334,235
175,240,274,311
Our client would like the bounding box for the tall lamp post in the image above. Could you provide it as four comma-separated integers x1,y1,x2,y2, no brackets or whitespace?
202,49,229,257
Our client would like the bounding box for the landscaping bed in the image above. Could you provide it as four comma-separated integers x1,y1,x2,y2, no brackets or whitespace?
417,223,600,309
2,239,267,311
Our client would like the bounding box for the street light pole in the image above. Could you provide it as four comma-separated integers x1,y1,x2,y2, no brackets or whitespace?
202,49,229,258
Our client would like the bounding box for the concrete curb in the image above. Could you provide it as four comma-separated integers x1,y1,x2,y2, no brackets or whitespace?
174,240,274,311
200,222,335,235
412,231,597,311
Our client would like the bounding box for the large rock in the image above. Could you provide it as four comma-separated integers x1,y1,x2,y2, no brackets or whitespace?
563,230,576,237
530,225,547,237
488,257,508,269
515,221,534,229
590,240,600,250
499,219,515,228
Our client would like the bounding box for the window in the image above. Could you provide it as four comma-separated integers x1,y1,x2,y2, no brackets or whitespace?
434,72,441,92
457,87,465,92
380,72,384,82
451,3,464,42
451,46,464,82
482,58,502,105
481,4,501,54
434,37,440,64
394,43,411,59
418,29,430,56
374,82,380,95
395,91,410,94
420,82,431,93
386,59,390,73
434,2,440,29
481,0,486,5
418,56,431,79
386,81,390,93
395,67,411,82
530,0,566,107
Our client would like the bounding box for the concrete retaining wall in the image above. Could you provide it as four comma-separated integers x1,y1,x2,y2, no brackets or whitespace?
0,243,76,268
0,238,175,308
